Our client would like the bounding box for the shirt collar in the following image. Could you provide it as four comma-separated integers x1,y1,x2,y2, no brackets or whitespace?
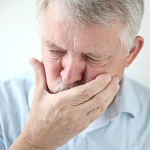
28,75,140,134
118,74,140,118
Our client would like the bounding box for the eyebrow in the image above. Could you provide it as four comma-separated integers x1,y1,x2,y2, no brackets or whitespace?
42,38,66,51
85,51,109,59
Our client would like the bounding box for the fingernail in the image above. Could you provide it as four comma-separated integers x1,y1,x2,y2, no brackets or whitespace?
113,77,119,85
29,59,33,67
115,84,120,91
29,59,35,69
105,75,111,83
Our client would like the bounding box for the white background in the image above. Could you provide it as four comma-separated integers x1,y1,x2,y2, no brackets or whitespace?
0,0,150,89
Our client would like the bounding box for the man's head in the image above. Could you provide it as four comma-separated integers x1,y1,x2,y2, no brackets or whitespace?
36,0,144,93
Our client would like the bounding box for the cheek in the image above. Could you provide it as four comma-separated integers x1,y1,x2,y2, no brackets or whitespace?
83,59,126,84
106,58,126,80
42,56,63,86
82,65,108,83
83,58,119,83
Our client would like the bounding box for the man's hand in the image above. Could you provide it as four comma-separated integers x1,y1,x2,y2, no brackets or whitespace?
10,58,120,150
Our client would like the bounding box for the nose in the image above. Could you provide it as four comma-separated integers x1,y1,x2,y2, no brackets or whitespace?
60,54,86,84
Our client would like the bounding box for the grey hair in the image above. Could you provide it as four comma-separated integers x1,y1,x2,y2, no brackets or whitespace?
36,0,144,55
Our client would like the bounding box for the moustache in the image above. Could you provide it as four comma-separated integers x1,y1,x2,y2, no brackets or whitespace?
50,81,78,94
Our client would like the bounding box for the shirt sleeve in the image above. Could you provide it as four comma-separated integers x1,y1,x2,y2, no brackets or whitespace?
0,82,6,150
0,126,6,150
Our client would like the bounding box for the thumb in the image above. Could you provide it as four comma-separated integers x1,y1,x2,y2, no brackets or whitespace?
29,58,48,101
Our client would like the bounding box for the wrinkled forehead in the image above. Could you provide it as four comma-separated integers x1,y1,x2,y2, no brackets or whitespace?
42,3,122,55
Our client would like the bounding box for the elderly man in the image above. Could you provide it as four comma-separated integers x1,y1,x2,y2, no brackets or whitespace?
0,0,150,150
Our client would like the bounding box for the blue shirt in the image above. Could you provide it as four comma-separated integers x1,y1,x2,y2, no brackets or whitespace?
0,72,150,150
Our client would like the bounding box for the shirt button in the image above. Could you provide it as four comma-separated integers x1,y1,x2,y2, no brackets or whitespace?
82,133,87,137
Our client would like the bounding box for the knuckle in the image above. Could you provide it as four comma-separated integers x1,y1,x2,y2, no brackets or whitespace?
76,122,88,133
99,103,106,113
99,78,108,88
79,88,93,100
34,72,40,82
94,92,106,105
90,118,95,124
112,82,117,89
95,95,103,106
67,116,77,123
76,125,84,133
66,114,87,133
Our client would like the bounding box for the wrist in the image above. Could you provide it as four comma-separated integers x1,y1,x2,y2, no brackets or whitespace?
9,127,56,150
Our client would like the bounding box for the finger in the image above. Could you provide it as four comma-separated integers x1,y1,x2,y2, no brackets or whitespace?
29,58,48,102
79,76,119,113
87,78,120,122
58,74,111,105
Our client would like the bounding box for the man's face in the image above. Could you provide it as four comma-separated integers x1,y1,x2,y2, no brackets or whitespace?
41,6,127,93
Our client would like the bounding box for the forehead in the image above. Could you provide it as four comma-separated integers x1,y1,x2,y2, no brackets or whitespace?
42,5,122,55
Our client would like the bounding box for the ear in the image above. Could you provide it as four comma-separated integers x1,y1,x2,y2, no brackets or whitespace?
125,36,144,67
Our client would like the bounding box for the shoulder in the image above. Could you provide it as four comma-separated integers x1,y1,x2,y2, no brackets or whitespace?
0,72,33,98
0,72,33,90
123,76,150,119
0,71,34,110
127,77,150,102
0,72,33,149
115,76,150,149
0,72,33,108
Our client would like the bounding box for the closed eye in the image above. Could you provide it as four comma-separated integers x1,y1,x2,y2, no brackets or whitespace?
84,55,109,66
50,50,66,55
46,50,66,58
